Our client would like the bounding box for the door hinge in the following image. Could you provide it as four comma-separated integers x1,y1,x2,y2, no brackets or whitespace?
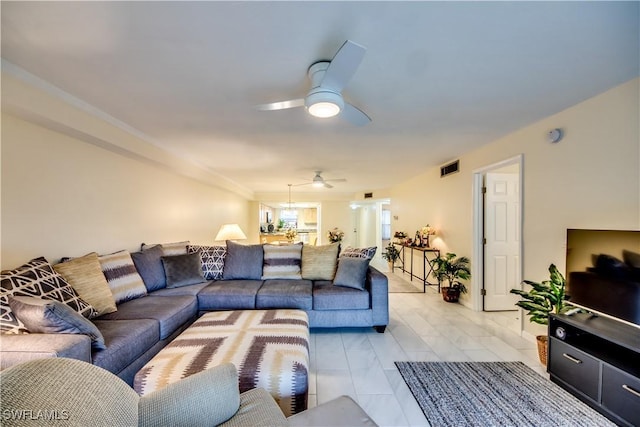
482,186,487,194
481,289,487,296
482,238,487,245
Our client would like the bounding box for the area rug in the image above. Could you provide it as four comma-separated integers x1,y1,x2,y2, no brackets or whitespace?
394,361,615,427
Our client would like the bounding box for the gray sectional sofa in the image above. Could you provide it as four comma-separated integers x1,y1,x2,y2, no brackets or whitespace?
0,241,389,385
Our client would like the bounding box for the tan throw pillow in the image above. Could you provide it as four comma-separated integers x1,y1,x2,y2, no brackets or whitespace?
301,243,340,280
54,253,117,317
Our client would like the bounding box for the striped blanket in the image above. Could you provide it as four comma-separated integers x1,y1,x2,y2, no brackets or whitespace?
134,309,309,416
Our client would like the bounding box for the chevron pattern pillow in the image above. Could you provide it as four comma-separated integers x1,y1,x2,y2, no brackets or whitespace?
1,257,97,334
187,245,226,280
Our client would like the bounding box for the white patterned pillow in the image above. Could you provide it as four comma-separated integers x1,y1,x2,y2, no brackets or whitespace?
340,246,377,260
98,250,148,304
262,244,303,280
187,245,226,280
1,257,97,334
141,241,189,256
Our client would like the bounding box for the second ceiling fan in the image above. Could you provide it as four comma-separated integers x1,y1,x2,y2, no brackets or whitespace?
257,40,371,126
293,171,346,189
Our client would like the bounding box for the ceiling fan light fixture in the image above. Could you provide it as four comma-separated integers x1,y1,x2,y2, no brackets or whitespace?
305,90,344,118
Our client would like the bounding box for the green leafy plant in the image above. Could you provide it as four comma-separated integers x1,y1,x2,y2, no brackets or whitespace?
382,243,400,262
510,264,569,325
432,253,471,293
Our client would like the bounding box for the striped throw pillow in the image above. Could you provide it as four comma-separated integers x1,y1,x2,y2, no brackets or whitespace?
262,244,303,280
98,250,147,304
141,241,189,256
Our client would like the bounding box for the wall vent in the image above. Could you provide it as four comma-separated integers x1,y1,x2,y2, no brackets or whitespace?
364,192,373,199
440,160,460,177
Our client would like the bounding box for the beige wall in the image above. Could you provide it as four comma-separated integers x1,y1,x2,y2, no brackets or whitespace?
1,114,250,269
390,78,640,334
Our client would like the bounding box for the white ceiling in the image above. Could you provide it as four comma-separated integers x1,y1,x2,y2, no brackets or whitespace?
2,1,638,196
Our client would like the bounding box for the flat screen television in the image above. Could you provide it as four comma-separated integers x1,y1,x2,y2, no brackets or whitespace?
566,229,640,329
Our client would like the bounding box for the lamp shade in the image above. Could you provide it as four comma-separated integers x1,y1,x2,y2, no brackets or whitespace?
215,224,247,241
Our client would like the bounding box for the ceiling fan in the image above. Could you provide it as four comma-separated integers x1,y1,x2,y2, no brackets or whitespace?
256,40,371,126
293,171,346,189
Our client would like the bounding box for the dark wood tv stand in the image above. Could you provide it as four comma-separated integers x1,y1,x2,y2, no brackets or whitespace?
548,313,640,426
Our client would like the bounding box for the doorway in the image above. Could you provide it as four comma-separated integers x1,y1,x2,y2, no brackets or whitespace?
472,155,523,319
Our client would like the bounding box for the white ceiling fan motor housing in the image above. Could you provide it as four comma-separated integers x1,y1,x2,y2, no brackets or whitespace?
305,61,344,118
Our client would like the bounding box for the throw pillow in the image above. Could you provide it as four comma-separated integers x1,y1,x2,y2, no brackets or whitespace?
623,249,640,268
340,246,377,260
301,243,340,281
262,243,303,280
54,252,117,317
333,257,371,290
8,296,106,350
131,245,167,292
141,241,190,256
162,253,205,288
222,241,264,280
98,250,148,304
1,257,97,334
187,245,226,280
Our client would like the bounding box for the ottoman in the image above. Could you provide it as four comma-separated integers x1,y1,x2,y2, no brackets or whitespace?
134,309,309,416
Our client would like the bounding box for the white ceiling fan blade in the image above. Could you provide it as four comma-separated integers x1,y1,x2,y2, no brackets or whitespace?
324,182,334,189
342,102,371,126
255,98,305,111
325,178,347,183
320,40,366,93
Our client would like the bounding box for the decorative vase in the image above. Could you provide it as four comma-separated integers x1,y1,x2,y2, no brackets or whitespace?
387,261,394,272
536,335,548,366
442,287,460,303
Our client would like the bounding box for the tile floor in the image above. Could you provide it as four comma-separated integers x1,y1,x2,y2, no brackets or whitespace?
306,271,544,427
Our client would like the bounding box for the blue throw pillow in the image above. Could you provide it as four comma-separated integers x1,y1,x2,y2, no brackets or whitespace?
222,241,264,280
333,257,370,290
131,245,166,292
8,296,106,350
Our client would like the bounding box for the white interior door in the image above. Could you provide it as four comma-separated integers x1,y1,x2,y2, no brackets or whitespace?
484,172,520,311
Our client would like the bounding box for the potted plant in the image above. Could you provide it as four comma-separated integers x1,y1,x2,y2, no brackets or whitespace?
510,264,570,365
382,243,400,272
432,253,471,302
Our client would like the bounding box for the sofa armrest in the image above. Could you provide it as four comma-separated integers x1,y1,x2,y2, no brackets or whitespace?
219,388,288,427
139,363,241,427
367,267,389,328
0,333,91,370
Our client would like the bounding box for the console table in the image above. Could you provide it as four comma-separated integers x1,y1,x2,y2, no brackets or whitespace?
394,244,440,292
548,312,640,426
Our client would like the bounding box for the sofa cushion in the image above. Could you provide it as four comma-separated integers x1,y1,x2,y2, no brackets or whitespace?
1,257,97,334
333,258,370,290
8,296,106,350
197,280,262,310
188,245,226,280
262,243,302,280
340,246,377,260
142,241,190,256
97,295,197,339
256,280,313,310
161,253,205,288
301,244,340,281
92,318,159,374
312,282,370,311
132,245,167,292
98,250,148,304
151,281,211,297
223,241,264,280
53,252,117,317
